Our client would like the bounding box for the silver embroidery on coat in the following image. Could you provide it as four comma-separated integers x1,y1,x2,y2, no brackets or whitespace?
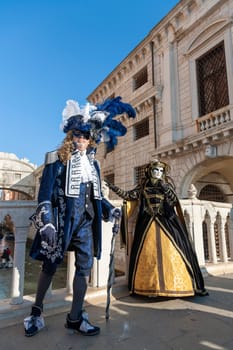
65,151,101,199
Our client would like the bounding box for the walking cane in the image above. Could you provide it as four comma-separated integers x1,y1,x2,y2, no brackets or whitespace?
105,214,121,320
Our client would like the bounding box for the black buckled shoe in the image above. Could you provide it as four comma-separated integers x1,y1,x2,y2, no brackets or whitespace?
65,311,100,336
24,305,45,337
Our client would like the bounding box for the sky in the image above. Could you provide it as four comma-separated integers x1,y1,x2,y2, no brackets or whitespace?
0,0,179,167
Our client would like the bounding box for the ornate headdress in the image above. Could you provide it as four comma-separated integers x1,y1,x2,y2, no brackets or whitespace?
61,96,136,151
144,159,171,179
144,159,175,188
149,159,170,173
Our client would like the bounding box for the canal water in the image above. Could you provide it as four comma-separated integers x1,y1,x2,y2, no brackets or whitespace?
0,237,67,300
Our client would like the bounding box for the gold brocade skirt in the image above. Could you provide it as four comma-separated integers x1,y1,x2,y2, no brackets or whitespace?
132,220,194,297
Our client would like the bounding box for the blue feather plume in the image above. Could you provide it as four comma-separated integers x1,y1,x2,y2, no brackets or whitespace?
92,96,136,151
96,96,136,119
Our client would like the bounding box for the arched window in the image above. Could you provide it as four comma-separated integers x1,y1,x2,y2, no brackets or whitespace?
199,184,226,202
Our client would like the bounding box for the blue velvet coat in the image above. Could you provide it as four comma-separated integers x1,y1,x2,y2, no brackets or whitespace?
30,150,114,264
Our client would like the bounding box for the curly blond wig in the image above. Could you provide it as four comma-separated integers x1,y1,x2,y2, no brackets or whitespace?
57,131,94,165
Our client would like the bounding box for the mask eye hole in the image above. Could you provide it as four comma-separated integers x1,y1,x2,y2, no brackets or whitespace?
73,131,90,140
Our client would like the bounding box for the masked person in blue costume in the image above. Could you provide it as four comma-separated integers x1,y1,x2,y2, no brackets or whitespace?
24,97,136,337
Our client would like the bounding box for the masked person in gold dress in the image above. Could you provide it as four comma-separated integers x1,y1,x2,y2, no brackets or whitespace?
105,160,208,298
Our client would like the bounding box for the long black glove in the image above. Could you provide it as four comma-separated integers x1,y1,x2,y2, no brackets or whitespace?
104,180,140,201
157,180,177,206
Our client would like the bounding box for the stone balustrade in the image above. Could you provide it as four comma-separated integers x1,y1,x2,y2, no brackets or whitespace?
181,198,233,267
0,199,233,306
196,105,232,132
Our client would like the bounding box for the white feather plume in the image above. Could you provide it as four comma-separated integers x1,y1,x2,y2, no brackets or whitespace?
62,100,81,121
60,100,80,130
60,99,97,130
83,103,97,122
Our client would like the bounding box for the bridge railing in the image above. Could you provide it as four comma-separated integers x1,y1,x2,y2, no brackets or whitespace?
1,199,233,306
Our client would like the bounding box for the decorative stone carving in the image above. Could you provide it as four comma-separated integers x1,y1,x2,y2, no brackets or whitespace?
187,184,197,199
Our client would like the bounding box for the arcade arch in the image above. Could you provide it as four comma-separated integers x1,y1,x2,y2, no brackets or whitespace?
179,156,233,265
180,156,233,202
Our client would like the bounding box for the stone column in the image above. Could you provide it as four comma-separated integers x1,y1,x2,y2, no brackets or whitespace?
229,208,233,260
209,218,218,264
224,27,233,106
66,252,75,294
91,220,113,288
190,199,205,266
91,197,122,288
219,216,228,263
10,226,27,304
162,25,181,143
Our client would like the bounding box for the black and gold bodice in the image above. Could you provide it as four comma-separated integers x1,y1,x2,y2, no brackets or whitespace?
106,179,178,217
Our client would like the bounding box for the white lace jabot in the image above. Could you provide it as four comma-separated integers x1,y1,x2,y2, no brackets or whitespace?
79,152,93,183
65,150,102,199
